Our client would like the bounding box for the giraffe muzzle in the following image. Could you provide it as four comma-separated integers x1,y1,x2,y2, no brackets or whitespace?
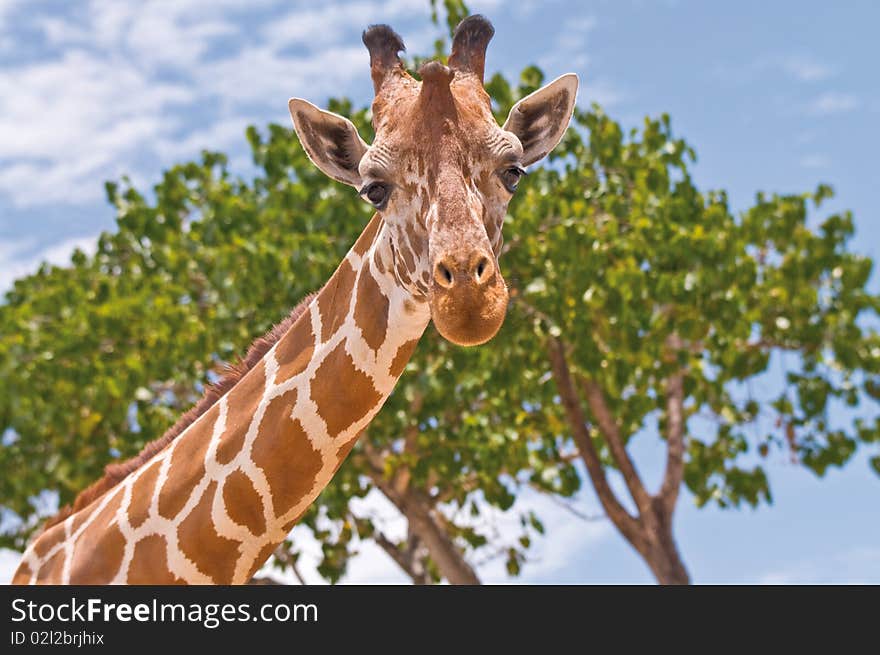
429,248,509,346
432,250,495,289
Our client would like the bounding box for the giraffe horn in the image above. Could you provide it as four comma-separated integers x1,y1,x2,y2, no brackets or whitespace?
448,14,495,83
418,60,454,88
362,24,407,93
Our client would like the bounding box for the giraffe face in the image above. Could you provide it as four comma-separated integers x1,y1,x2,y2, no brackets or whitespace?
289,16,578,346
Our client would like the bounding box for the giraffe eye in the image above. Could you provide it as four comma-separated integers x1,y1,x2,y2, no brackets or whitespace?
499,166,526,193
360,182,390,209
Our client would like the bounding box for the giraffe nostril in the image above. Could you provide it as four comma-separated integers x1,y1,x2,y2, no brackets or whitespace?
475,257,487,280
434,261,455,288
473,256,493,285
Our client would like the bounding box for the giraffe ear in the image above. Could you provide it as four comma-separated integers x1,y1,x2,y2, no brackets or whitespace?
502,73,579,167
288,98,368,187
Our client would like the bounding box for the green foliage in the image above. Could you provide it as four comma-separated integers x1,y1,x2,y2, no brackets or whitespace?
487,68,879,509
1,54,877,580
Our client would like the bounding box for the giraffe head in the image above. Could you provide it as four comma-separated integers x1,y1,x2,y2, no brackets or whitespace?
288,15,577,346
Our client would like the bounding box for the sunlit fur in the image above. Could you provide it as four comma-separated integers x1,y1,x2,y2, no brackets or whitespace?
361,66,516,345
13,16,578,586
290,16,577,348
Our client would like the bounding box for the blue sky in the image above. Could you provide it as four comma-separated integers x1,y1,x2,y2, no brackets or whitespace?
0,0,878,583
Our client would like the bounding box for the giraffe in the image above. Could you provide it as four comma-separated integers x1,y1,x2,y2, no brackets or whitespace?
12,15,578,585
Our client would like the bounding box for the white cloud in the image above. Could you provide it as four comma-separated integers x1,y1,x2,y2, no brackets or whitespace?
0,548,21,583
340,490,411,583
200,44,368,108
479,489,612,583
155,117,254,161
0,0,19,21
564,16,598,36
538,15,596,72
808,91,859,116
503,0,546,19
794,130,815,145
757,546,880,584
799,154,829,169
779,55,832,82
0,234,98,292
0,0,439,210
0,45,193,206
714,53,834,87
262,0,416,49
579,78,625,108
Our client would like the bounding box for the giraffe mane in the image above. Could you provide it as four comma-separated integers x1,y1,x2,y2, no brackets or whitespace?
38,292,318,535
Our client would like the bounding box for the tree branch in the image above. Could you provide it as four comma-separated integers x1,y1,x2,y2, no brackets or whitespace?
248,575,284,585
528,483,606,522
659,368,686,516
290,561,307,585
366,462,480,585
271,543,307,584
392,391,425,495
547,337,645,548
578,376,652,514
659,334,687,516
371,527,430,584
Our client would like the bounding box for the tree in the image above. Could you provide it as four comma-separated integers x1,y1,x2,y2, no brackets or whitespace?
488,74,880,582
2,5,878,584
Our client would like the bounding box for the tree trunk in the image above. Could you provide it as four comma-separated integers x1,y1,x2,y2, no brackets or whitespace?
372,527,433,584
370,472,480,584
644,542,690,585
547,335,692,585
640,502,690,585
388,487,480,585
406,509,479,584
358,436,479,585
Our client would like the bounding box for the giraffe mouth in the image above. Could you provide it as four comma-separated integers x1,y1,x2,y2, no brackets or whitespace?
429,271,509,346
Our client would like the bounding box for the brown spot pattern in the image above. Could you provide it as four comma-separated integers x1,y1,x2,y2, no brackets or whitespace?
70,503,96,535
177,481,240,584
317,258,356,342
36,551,64,584
405,221,425,255
390,338,420,378
334,435,360,467
223,469,266,536
128,535,184,585
252,388,322,517
128,460,160,529
69,495,126,584
33,521,65,558
273,312,315,384
215,362,264,466
352,213,383,256
373,247,387,275
11,562,32,584
37,293,318,538
311,342,382,439
400,239,416,273
158,403,218,518
353,263,389,353
246,542,279,581
395,260,412,285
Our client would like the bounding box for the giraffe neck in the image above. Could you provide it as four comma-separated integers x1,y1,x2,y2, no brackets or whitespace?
14,214,431,584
